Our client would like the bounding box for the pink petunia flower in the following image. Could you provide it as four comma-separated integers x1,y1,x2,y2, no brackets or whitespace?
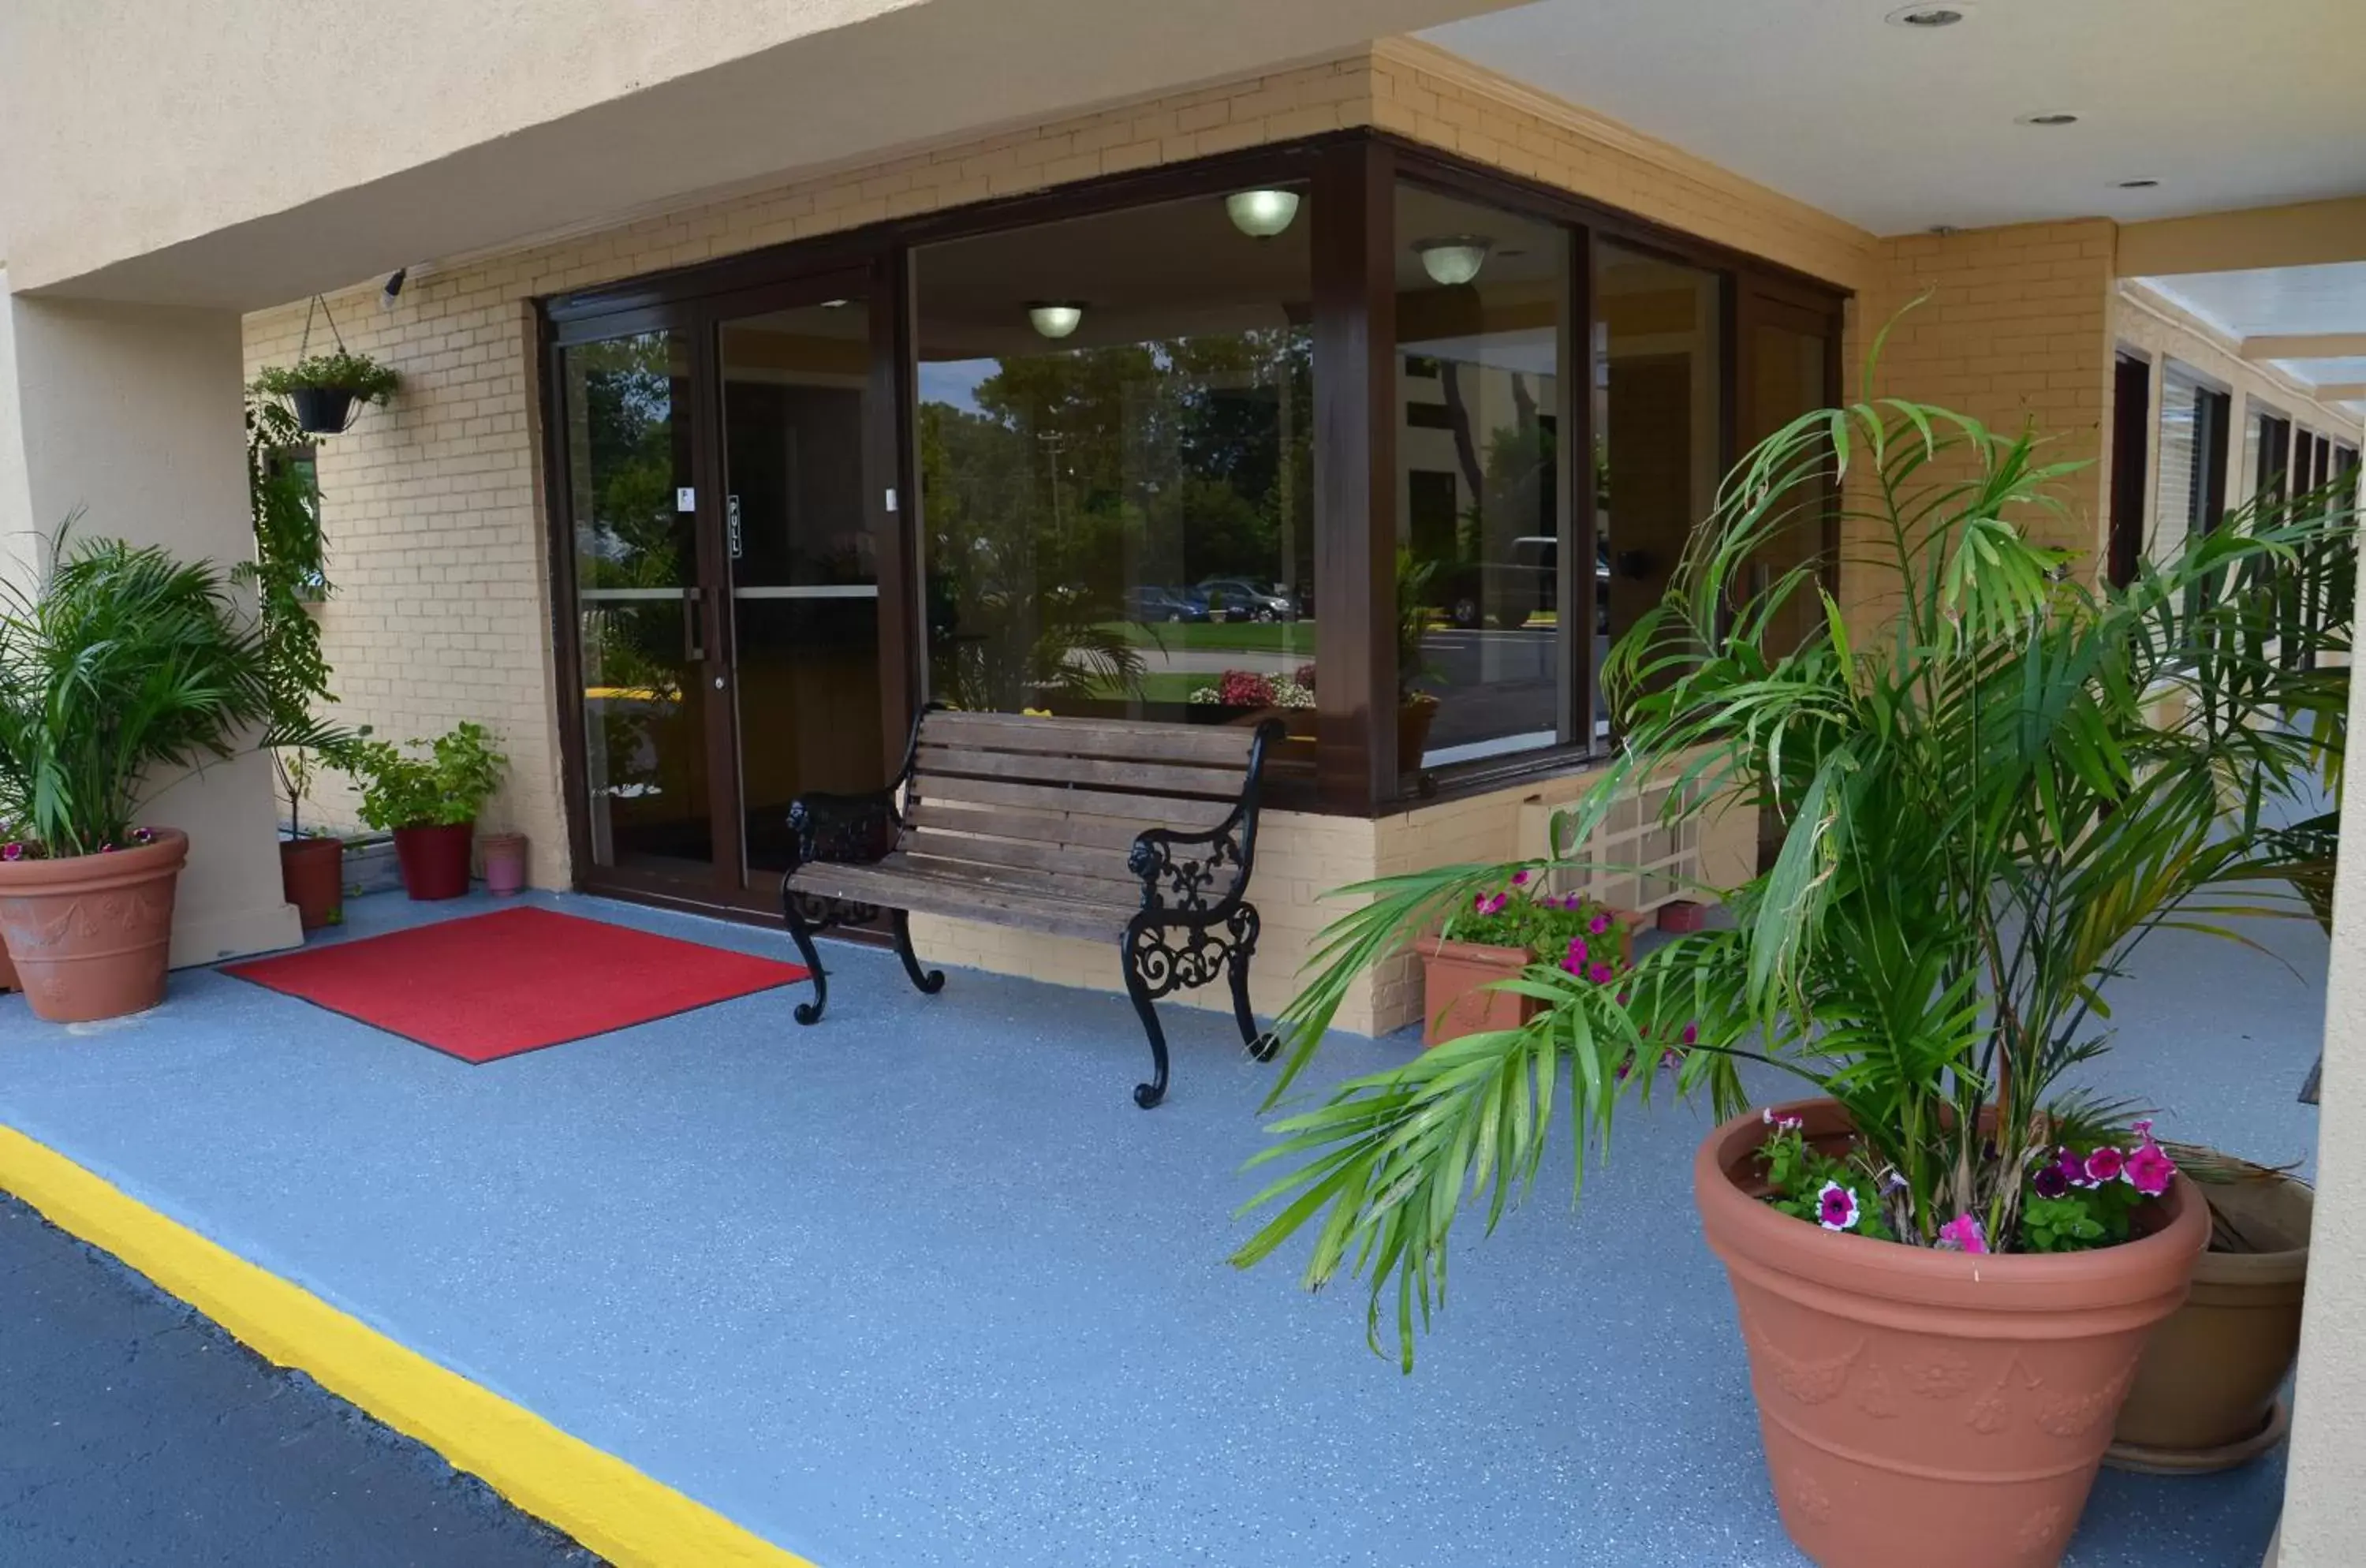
1561,937,1588,977
1586,961,1614,984
1474,892,1508,917
1,843,21,862
1587,912,1611,935
1681,1022,1699,1045
1816,1182,1859,1232
2131,1118,2155,1139
1511,870,1532,886
2058,1147,2095,1189
131,827,155,845
1936,1212,1988,1253
2123,1141,2177,1197
2084,1146,2126,1185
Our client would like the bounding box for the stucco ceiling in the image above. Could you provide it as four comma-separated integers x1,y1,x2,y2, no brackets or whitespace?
1424,0,2366,236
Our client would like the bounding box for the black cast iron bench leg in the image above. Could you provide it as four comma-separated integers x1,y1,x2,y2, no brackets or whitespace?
781,887,828,1025
892,909,945,996
1121,916,1172,1111
1226,909,1280,1062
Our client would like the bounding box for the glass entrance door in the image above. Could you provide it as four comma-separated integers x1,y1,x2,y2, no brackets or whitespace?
557,271,895,913
716,294,887,880
561,327,722,884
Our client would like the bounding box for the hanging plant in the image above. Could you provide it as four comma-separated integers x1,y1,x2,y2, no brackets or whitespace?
249,296,399,435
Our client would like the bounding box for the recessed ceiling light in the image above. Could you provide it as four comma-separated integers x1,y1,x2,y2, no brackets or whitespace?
2116,178,2161,189
2017,111,2081,127
1886,4,1969,26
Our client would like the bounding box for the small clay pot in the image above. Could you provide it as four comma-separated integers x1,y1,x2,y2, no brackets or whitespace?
2107,1168,2310,1471
1696,1097,2207,1568
478,832,528,897
392,822,474,901
0,829,189,1022
278,836,345,931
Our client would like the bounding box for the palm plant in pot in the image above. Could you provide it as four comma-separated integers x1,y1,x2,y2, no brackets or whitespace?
1232,375,2350,1568
0,528,282,1021
344,722,506,900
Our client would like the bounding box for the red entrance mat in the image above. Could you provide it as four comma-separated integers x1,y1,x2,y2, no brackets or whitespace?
222,907,808,1063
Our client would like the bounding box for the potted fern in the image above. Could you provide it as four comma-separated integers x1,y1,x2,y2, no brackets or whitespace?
252,349,399,436
0,529,282,1021
1233,371,2350,1568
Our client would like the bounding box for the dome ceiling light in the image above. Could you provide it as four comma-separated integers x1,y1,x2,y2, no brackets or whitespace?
1413,235,1493,287
1027,301,1084,340
1224,189,1301,238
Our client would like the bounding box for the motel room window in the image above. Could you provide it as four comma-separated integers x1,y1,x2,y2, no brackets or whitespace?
910,186,1315,764
1392,182,1572,772
2151,362,2229,568
2250,407,2293,506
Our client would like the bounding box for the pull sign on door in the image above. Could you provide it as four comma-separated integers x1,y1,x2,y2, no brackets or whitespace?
676,486,696,513
727,495,744,558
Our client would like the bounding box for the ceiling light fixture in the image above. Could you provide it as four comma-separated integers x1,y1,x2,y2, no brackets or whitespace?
2115,177,2161,189
1929,224,1961,237
1885,4,1968,27
1413,235,1493,287
2017,111,2081,127
1225,189,1301,239
1027,301,1084,340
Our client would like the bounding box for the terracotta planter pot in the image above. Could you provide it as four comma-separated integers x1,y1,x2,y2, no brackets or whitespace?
1696,1098,2207,1568
391,822,473,900
278,837,345,931
2107,1169,2310,1472
0,940,17,994
0,829,189,1023
1420,939,1536,1046
478,832,528,897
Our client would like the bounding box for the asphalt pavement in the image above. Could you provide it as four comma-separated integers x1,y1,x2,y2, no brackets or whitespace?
0,1193,599,1567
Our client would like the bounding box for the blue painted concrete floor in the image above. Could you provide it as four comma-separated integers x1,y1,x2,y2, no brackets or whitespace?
0,888,2319,1567
0,1190,596,1566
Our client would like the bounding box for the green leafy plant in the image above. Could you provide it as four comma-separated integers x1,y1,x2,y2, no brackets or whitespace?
1444,874,1627,975
251,349,400,405
1231,345,2354,1368
1397,547,1438,702
0,525,285,859
345,722,506,830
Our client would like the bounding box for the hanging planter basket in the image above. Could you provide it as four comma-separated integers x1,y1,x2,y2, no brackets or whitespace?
249,295,398,439
288,384,362,436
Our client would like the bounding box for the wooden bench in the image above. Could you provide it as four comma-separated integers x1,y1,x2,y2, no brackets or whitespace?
779,707,1286,1107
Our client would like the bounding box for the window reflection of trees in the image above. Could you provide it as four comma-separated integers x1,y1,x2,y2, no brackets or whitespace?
920,327,1313,715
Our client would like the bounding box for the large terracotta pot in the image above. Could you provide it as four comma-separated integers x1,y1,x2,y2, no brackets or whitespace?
1420,939,1534,1046
278,836,345,931
0,829,188,1023
2106,1170,2310,1472
1696,1098,2207,1568
392,822,473,900
0,941,17,994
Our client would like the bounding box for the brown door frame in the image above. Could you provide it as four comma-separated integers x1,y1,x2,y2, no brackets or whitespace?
543,258,901,920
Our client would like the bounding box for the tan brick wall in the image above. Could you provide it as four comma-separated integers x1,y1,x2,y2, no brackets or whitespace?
240,41,1872,1021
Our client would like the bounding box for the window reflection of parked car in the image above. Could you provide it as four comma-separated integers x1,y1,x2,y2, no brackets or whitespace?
1199,577,1301,622
1121,585,1211,623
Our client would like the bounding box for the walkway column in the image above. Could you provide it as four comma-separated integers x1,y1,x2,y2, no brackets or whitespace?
2283,492,2366,1564
0,272,300,966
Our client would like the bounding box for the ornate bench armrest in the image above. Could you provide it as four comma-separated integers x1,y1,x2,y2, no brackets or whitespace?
785,787,901,875
1128,819,1250,918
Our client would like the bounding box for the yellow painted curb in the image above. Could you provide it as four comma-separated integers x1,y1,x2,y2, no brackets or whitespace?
0,1125,815,1568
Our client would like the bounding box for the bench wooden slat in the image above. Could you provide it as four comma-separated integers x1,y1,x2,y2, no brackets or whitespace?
888,849,1137,906
916,743,1249,798
915,770,1239,828
903,799,1164,854
901,822,1140,885
923,709,1259,766
790,861,1131,942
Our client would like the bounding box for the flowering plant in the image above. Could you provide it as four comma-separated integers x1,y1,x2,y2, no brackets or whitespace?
1443,872,1626,972
1232,375,2353,1368
1190,670,1314,710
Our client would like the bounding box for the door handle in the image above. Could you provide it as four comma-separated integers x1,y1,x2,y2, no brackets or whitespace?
684,588,703,663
